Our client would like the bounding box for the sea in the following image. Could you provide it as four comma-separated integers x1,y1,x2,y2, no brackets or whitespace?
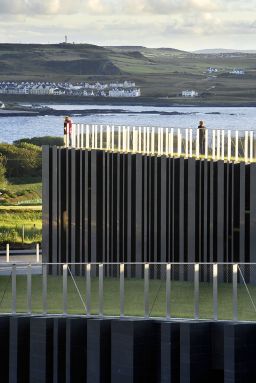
0,104,256,143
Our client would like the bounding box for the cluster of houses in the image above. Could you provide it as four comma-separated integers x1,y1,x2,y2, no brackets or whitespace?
181,90,199,98
206,67,245,76
0,81,141,98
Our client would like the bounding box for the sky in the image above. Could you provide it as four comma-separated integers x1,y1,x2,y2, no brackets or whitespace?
0,0,255,50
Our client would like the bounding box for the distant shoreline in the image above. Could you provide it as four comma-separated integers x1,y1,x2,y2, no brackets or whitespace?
1,94,256,111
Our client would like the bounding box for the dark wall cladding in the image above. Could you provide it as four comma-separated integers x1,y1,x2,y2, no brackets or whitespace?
42,146,256,266
2,314,256,383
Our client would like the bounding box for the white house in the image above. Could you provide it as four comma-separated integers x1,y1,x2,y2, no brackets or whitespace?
229,69,245,75
182,90,199,98
0,101,5,109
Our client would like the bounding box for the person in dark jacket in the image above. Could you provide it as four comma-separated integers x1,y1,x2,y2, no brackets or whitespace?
198,120,206,156
64,116,73,147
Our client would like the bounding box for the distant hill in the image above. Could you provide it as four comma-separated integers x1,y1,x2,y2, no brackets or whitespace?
0,43,256,103
194,49,256,54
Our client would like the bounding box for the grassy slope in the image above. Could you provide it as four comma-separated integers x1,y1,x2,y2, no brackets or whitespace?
0,43,255,101
0,275,255,321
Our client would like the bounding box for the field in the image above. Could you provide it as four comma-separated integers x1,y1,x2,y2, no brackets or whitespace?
0,175,42,247
0,275,256,321
0,43,256,103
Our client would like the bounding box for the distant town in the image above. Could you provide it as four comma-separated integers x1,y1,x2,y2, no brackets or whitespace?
0,80,141,98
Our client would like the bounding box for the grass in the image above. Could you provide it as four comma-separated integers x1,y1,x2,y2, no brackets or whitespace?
0,275,256,321
0,177,42,206
0,209,42,246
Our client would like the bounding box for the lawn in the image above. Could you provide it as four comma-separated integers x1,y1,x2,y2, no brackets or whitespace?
0,275,256,321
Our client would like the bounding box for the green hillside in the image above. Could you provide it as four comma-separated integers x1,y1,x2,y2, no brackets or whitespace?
0,43,256,102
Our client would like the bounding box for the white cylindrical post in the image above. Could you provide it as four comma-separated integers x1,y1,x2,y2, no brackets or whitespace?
127,126,130,152
120,263,125,317
235,130,239,162
157,128,160,155
92,125,95,149
245,131,248,163
221,130,225,160
86,264,91,316
111,125,114,151
161,128,164,155
151,127,155,155
196,129,199,158
228,130,231,161
213,264,218,320
205,128,208,159
86,125,90,149
165,128,169,156
139,127,142,153
132,127,136,152
81,124,84,148
189,128,193,158
177,129,181,156
147,128,150,155
100,125,103,150
166,263,171,319
106,125,110,150
185,129,188,158
118,126,121,151
77,124,80,149
217,130,220,160
212,130,216,160
250,131,253,162
144,264,149,318
233,264,238,321
36,243,40,263
123,127,127,152
194,263,199,320
6,243,9,263
170,129,174,156
63,264,68,314
143,127,146,153
95,125,98,149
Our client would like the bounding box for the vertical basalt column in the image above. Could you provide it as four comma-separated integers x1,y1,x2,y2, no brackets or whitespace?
9,316,30,383
160,322,180,383
87,319,111,383
66,317,87,383
30,317,54,383
0,316,10,383
53,317,66,383
42,145,51,263
180,321,211,383
111,319,161,383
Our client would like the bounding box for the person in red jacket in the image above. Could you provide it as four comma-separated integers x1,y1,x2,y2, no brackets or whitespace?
64,116,73,147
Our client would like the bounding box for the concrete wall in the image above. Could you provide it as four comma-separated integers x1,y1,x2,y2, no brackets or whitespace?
42,147,255,268
2,314,256,383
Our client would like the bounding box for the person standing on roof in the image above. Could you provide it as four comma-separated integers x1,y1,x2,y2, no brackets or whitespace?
198,120,206,156
64,116,73,147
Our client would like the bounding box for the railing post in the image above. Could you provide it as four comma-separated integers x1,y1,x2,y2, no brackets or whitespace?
194,263,199,319
151,127,155,155
81,124,84,148
111,125,114,151
196,129,199,158
250,131,253,162
212,130,216,160
170,128,174,156
213,264,218,320
27,264,32,314
63,264,68,314
12,264,16,314
221,130,225,160
144,264,149,318
120,263,125,317
166,263,171,319
235,131,239,162
217,130,220,159
6,243,9,263
99,264,104,316
42,264,47,314
228,130,231,161
245,131,248,163
233,264,238,321
86,264,91,316
185,129,188,158
165,128,168,156
139,127,142,152
205,128,208,159
36,243,40,263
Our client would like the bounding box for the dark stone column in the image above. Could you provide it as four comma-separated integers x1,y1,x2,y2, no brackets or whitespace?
180,321,211,383
87,319,111,383
224,323,256,383
161,321,180,383
9,316,30,383
66,317,87,383
30,317,54,383
0,316,10,383
111,319,161,383
53,317,66,383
